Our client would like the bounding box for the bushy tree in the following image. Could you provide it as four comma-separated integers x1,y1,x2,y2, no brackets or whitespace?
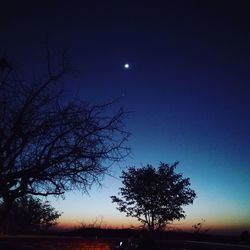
111,162,196,231
0,53,130,223
0,195,61,233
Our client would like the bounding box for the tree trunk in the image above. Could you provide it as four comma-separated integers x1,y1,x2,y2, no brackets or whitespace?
0,198,13,225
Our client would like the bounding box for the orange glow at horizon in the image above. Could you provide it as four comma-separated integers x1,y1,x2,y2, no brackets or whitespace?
55,216,250,235
57,216,141,230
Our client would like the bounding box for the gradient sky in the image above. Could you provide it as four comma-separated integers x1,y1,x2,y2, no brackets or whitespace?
1,1,250,235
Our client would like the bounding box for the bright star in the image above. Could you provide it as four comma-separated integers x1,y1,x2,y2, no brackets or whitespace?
124,63,130,69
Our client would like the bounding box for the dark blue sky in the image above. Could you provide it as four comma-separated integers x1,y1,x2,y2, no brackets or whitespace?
1,1,250,233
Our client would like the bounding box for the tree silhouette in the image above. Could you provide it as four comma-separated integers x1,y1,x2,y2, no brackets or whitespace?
0,195,61,233
192,219,209,234
111,162,196,231
0,52,130,224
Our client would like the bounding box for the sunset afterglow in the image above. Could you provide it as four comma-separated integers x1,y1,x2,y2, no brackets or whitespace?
1,1,250,239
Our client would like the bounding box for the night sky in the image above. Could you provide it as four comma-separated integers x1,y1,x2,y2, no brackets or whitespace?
1,1,250,235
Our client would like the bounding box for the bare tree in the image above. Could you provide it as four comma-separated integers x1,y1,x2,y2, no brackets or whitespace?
0,52,130,224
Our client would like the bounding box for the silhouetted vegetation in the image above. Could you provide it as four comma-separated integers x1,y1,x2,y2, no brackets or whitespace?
240,230,250,245
111,162,196,232
0,52,130,224
192,219,209,234
0,195,61,233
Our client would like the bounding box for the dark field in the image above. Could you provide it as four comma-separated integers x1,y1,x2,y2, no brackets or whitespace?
0,236,112,250
0,236,250,250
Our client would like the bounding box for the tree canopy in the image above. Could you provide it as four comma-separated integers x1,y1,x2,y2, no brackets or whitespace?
111,162,196,231
0,53,130,223
0,195,61,233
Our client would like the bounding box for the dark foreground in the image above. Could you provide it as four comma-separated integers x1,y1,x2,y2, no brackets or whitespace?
0,236,250,250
